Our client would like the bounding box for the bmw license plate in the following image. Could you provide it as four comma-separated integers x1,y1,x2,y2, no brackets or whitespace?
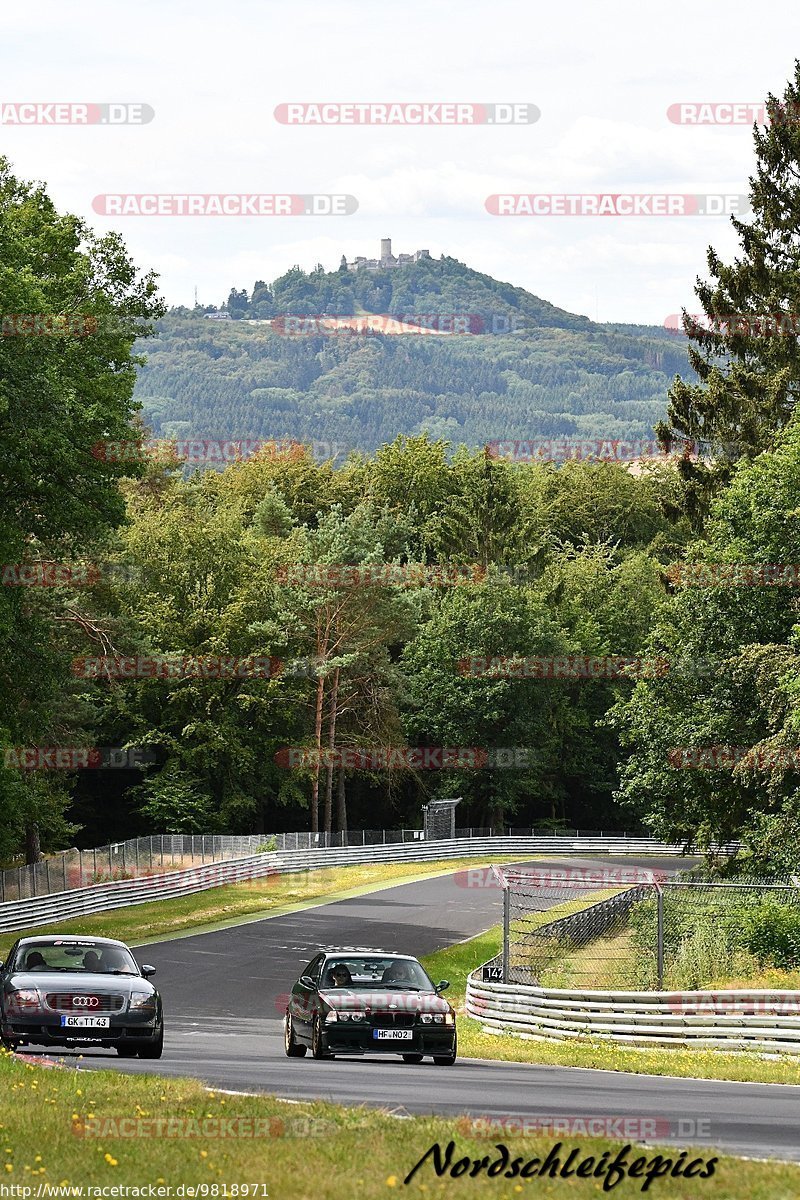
372,1028,413,1040
61,1015,110,1029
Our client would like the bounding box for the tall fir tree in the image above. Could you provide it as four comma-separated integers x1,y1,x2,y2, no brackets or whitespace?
658,62,800,528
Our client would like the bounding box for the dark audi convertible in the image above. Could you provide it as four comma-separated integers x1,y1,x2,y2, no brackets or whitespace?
0,935,163,1057
284,950,457,1064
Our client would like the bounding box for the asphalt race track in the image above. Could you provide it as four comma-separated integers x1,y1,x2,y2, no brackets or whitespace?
21,855,800,1163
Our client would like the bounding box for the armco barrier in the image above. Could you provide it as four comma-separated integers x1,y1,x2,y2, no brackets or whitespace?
465,973,800,1053
0,835,702,934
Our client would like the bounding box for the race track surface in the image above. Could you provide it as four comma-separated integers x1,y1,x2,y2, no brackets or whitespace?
23,856,800,1163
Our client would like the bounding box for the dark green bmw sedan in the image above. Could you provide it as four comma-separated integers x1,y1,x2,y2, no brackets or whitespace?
284,950,457,1064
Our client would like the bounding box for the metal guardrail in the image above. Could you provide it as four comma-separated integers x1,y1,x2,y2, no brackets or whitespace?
0,835,700,934
465,974,800,1053
0,826,652,902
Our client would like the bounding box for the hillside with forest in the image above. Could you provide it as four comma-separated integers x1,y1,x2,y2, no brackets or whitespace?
134,257,692,456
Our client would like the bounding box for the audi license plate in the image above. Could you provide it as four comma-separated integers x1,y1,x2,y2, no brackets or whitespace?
61,1015,110,1029
372,1028,413,1040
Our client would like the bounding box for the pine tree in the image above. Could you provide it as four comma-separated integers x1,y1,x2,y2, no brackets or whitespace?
658,62,800,527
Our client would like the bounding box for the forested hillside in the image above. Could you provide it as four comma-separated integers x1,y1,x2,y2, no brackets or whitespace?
134,258,692,455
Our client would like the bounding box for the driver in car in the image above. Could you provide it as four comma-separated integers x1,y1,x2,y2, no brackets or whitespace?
381,960,416,986
329,963,352,987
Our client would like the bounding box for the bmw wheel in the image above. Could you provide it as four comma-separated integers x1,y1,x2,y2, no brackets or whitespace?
311,1015,331,1060
432,1033,457,1065
285,1012,307,1058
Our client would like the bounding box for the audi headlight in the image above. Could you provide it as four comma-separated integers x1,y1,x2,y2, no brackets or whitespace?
7,988,40,1013
129,991,156,1010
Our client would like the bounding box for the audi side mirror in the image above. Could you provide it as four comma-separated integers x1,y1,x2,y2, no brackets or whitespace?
436,980,450,993
141,964,156,978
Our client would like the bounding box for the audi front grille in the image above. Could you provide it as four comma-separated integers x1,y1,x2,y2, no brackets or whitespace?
45,993,125,1013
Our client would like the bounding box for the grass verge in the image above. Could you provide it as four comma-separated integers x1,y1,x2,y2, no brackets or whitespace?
421,927,800,1085
1,1050,799,1196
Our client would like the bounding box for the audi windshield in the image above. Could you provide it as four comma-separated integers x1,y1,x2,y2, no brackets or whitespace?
12,940,139,975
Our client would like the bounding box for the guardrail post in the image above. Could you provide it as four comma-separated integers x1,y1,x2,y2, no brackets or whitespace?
502,885,510,983
656,887,665,990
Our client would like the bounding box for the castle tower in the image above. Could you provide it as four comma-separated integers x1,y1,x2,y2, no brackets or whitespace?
380,237,392,262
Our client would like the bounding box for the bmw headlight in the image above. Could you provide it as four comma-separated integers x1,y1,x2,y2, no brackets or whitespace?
129,991,156,1011
420,1013,433,1024
324,1010,339,1024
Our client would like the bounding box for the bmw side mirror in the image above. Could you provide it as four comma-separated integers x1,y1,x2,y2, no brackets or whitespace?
299,975,316,988
436,980,450,993
141,965,156,978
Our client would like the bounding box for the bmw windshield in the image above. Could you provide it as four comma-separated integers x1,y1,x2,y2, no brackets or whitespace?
319,956,435,991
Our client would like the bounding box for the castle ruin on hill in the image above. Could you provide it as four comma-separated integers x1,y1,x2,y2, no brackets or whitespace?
340,238,431,272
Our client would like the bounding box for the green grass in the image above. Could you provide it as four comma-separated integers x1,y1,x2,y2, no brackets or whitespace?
421,927,800,1085
0,855,526,961
2,1050,799,1196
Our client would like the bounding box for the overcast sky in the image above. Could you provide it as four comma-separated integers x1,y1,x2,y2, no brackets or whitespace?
2,0,798,325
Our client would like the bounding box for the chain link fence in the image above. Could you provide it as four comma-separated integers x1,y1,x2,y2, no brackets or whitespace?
496,868,800,990
0,824,657,904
